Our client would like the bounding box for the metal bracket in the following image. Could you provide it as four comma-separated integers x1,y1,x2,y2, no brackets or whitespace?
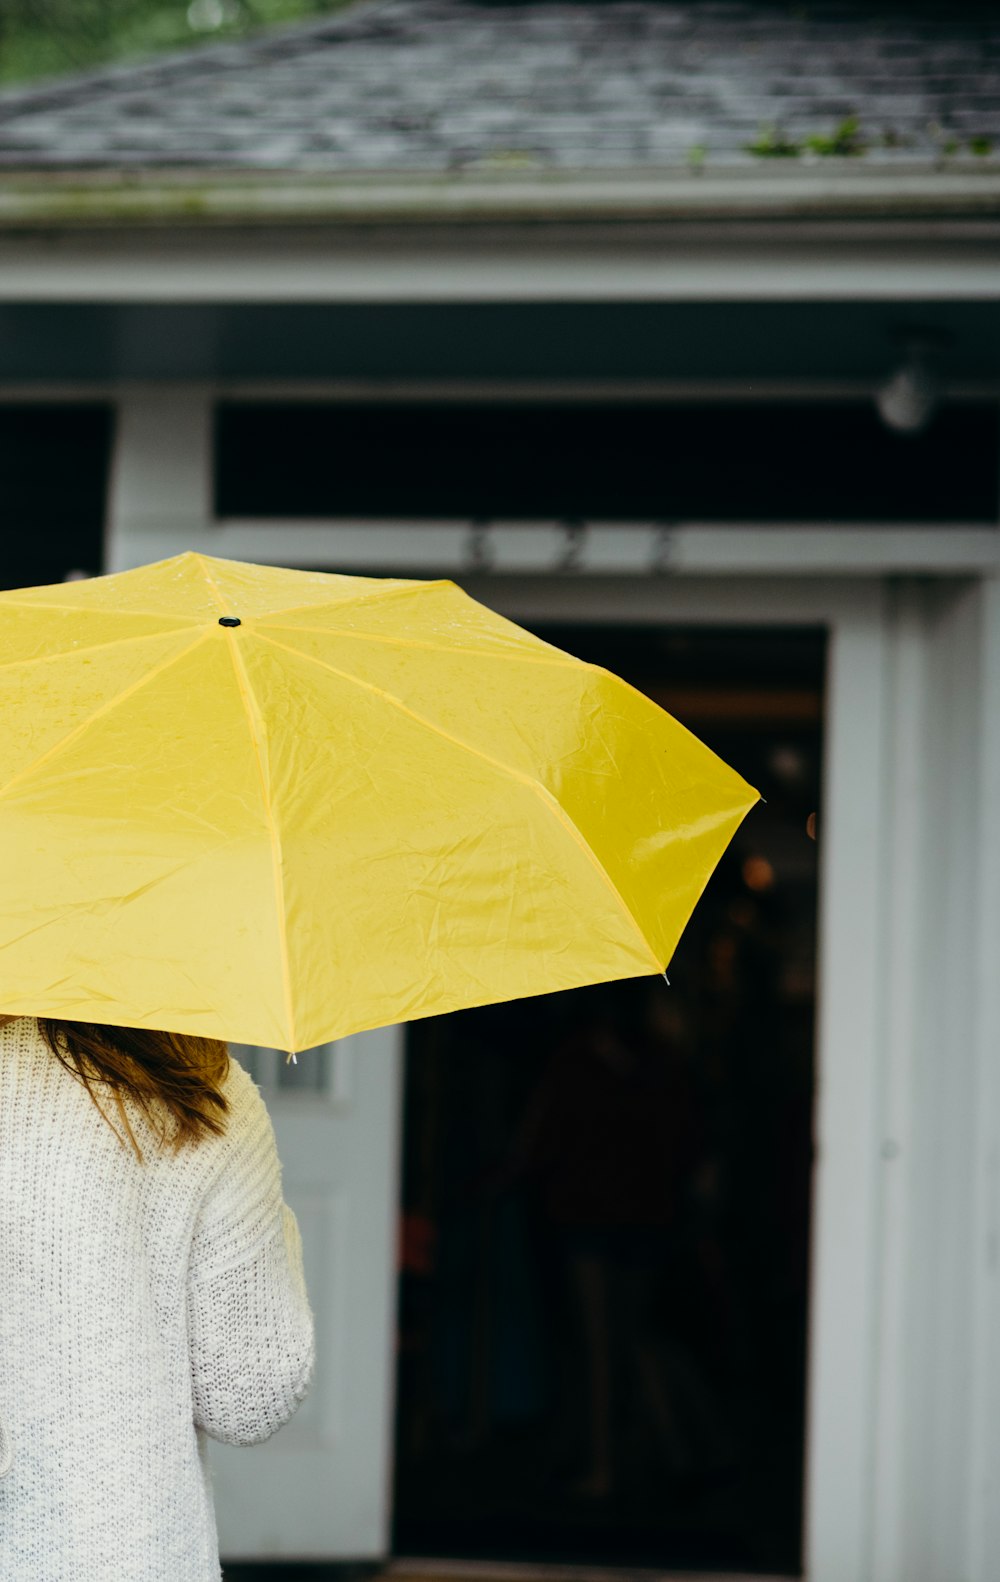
560,519,586,572
467,519,494,572
651,523,677,574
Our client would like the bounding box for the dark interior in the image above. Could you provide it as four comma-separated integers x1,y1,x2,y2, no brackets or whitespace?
216,400,997,523
393,623,824,1576
0,405,111,587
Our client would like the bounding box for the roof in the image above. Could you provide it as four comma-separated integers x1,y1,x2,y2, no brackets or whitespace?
0,0,996,178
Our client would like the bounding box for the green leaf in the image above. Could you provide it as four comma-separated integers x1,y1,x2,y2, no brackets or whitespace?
744,125,800,159
804,115,866,157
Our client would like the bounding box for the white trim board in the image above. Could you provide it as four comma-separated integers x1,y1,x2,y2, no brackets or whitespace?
0,227,998,302
110,520,1000,579
1,165,998,228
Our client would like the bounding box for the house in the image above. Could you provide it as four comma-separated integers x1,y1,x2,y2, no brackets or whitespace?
0,3,998,1578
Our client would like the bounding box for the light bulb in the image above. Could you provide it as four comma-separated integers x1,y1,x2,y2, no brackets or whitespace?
875,355,939,434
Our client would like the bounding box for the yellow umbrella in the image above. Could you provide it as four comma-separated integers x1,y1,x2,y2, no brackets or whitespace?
0,552,757,1051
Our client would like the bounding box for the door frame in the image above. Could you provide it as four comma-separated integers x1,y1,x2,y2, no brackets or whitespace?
474,574,886,1582
472,572,1000,1582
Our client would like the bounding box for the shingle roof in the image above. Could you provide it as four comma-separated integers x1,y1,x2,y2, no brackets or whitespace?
0,0,995,174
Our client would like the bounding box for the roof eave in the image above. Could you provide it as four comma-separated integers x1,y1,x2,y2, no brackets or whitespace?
1,163,999,228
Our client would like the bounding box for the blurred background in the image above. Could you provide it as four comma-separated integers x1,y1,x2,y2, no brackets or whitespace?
0,3,997,1581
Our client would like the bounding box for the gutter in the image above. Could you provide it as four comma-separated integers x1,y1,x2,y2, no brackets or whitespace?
0,163,999,228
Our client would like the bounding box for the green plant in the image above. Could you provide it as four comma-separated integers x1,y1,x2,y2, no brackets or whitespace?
927,122,995,161
745,124,800,158
804,115,866,157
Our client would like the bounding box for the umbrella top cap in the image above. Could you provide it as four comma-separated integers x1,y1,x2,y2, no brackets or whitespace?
218,617,241,628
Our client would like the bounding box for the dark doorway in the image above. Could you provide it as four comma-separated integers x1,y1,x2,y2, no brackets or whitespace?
393,624,823,1577
0,405,111,588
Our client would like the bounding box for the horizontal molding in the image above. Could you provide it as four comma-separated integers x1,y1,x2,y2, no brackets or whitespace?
0,166,999,227
111,520,1000,576
0,379,998,403
0,221,997,302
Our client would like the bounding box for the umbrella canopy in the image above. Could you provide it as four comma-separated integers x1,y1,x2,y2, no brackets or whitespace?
0,553,757,1051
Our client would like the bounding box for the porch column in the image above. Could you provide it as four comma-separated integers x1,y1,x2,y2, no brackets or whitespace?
967,574,1000,1582
865,576,1000,1582
104,385,214,572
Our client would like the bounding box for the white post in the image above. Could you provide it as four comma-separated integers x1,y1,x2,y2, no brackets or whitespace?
104,385,214,572
805,584,888,1582
967,574,1000,1581
870,584,928,1582
900,583,984,1580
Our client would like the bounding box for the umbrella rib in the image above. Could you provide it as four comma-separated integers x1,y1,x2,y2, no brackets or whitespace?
242,578,452,624
188,554,448,625
0,627,204,677
256,622,585,670
255,630,661,973
191,553,236,617
223,636,297,1056
0,631,213,805
0,596,202,625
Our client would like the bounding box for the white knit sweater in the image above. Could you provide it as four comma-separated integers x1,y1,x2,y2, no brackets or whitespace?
0,1016,315,1580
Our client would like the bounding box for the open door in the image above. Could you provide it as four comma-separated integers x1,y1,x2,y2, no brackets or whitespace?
393,624,823,1574
211,1026,402,1562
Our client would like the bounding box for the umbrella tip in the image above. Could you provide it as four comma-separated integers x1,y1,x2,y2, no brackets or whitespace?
218,617,241,628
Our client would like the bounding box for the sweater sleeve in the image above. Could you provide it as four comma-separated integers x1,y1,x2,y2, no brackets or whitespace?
186,1061,315,1446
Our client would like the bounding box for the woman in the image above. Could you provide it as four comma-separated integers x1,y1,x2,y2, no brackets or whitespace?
0,1013,314,1580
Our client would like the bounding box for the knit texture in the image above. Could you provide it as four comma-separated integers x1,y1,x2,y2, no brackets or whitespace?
0,1016,314,1580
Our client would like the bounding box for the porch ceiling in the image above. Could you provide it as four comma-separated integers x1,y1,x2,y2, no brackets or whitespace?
0,298,997,386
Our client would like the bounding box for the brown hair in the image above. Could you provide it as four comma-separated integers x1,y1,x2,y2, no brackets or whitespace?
38,1019,230,1163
